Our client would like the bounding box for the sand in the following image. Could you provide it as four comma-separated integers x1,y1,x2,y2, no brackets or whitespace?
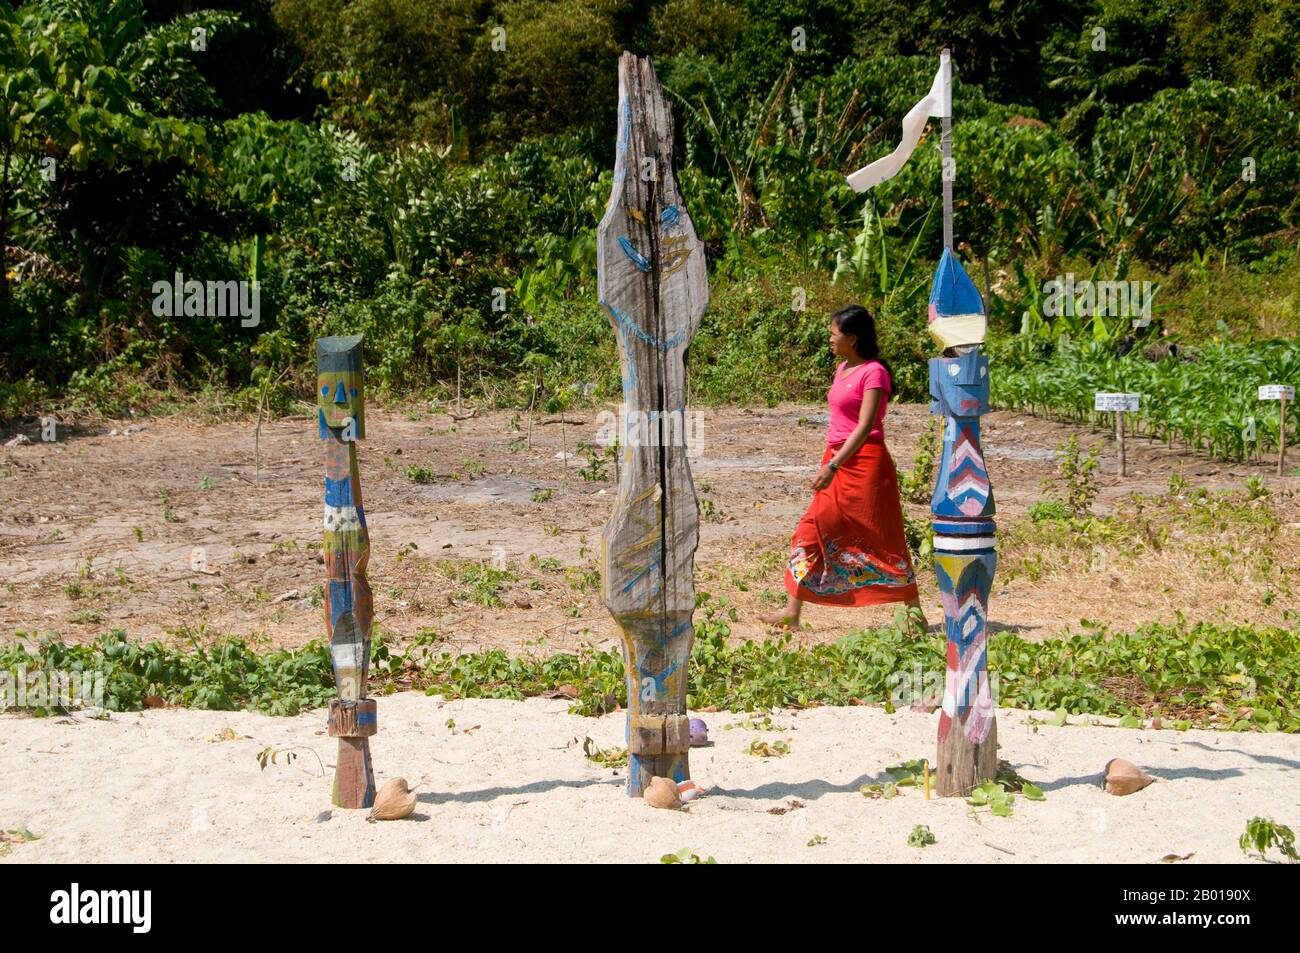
3,693,1296,863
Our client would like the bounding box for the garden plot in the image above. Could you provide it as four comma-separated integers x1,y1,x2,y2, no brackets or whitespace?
0,403,1295,654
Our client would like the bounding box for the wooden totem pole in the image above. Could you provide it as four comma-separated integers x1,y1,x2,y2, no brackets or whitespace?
597,53,708,798
845,49,998,795
928,250,998,796
316,335,377,808
929,50,997,796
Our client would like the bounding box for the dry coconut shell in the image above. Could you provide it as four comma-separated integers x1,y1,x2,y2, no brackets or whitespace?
1104,758,1154,796
643,776,682,810
367,778,418,821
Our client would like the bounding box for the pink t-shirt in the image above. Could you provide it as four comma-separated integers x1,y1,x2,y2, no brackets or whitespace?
826,359,889,447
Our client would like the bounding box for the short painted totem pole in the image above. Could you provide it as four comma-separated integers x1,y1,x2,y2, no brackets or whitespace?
316,335,377,808
844,49,999,795
597,53,708,798
929,48,997,796
927,252,998,797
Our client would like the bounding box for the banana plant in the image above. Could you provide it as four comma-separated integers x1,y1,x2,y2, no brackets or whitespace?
832,197,934,311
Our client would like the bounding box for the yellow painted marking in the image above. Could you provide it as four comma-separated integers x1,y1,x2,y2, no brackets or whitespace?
935,553,978,579
626,483,661,507
661,236,692,277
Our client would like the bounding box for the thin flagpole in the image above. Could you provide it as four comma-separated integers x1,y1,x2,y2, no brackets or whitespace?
940,48,953,253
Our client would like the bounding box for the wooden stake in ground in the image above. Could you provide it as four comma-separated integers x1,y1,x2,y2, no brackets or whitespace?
1095,393,1141,476
1117,408,1125,476
1259,385,1294,475
1283,395,1290,476
597,52,708,798
316,335,377,809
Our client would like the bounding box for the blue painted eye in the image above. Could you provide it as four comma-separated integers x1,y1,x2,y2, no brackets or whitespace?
349,388,358,397
321,386,329,395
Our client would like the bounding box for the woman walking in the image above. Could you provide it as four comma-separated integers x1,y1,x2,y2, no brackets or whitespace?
760,304,927,634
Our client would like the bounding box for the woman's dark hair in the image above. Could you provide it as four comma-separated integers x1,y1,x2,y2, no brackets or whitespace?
832,304,894,395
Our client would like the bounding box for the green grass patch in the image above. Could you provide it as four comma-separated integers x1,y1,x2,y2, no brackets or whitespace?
2,604,1296,730
441,561,515,608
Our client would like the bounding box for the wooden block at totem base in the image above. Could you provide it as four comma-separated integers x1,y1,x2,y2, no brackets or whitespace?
663,712,691,753
598,52,708,799
936,718,998,798
328,697,377,738
333,737,376,810
628,713,691,756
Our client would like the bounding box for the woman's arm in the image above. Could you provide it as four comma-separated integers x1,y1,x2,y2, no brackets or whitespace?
811,388,883,490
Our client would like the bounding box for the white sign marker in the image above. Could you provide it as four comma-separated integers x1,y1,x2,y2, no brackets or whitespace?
1094,392,1141,412
1258,385,1293,474
1095,393,1140,476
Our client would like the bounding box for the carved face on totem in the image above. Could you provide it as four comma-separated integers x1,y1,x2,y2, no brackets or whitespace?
316,335,366,439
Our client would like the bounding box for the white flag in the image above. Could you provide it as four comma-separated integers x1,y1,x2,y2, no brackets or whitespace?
846,53,950,193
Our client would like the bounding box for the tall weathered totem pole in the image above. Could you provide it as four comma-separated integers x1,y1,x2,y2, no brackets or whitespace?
316,335,378,809
598,53,708,798
845,49,998,796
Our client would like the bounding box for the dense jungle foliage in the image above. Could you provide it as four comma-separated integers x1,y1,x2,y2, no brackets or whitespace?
2,0,1298,422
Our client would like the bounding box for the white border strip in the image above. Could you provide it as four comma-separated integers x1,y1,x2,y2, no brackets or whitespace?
933,535,996,551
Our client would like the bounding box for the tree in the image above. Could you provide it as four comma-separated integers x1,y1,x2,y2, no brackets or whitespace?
0,1,235,313
271,0,492,151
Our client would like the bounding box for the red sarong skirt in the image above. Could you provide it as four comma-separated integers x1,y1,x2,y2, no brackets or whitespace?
783,440,919,606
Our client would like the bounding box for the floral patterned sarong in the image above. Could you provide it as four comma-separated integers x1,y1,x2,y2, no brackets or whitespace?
784,440,918,606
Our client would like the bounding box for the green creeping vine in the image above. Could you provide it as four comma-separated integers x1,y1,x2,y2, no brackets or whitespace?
2,600,1297,731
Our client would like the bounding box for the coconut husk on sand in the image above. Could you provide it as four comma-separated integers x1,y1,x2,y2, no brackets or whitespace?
1104,758,1154,796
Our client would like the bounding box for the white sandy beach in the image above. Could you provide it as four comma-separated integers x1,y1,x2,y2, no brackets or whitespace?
2,693,1297,863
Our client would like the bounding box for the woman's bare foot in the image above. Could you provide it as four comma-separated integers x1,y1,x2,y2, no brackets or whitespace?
761,597,803,631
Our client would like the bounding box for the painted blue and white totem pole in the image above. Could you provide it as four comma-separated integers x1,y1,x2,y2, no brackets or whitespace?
847,49,999,795
927,251,998,795
597,53,708,798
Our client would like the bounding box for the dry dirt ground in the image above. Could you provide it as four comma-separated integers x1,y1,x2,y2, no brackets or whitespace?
1,402,1297,657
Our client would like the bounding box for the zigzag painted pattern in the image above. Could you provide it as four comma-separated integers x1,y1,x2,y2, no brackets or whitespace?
934,548,995,745
946,424,990,514
939,637,994,744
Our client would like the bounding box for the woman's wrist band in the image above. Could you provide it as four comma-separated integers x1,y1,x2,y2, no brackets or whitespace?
827,460,840,472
